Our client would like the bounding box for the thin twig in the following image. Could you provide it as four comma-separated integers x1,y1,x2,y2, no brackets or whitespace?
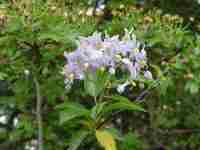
94,96,97,104
34,76,43,150
156,128,200,135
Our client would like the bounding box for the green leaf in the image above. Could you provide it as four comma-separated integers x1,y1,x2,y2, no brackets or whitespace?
84,72,97,97
84,70,109,97
159,77,173,95
121,132,141,150
56,102,90,124
5,16,23,33
91,102,108,120
105,128,123,141
68,130,89,150
96,130,117,150
185,81,199,94
0,72,8,80
106,102,145,113
190,83,199,94
103,96,145,115
108,95,131,102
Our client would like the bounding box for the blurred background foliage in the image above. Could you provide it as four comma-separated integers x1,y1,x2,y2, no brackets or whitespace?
0,0,200,149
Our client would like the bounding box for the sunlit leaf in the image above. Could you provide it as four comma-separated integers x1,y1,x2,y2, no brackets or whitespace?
96,130,117,150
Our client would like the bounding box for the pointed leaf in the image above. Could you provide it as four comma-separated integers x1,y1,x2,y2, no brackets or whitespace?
96,130,117,150
68,130,89,150
104,96,145,114
56,102,90,124
105,101,145,113
91,102,108,120
84,70,109,97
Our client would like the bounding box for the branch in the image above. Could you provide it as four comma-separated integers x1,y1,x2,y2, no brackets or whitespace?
33,76,43,150
156,128,200,135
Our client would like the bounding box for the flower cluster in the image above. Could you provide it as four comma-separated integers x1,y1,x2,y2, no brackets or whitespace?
63,30,152,91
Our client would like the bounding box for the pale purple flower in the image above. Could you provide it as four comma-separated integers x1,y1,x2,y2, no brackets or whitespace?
129,64,138,79
103,35,121,56
78,32,102,49
120,40,139,56
135,48,146,62
64,63,84,80
122,58,132,65
144,70,153,80
117,81,130,93
122,58,139,79
109,67,115,75
63,30,153,89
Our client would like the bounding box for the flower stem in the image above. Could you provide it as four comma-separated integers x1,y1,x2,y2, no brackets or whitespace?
34,76,43,150
94,96,97,104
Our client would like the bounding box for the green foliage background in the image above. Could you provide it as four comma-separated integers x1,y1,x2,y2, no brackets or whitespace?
0,0,200,149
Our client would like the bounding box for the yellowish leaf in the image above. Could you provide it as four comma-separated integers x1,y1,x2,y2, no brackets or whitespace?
95,130,117,150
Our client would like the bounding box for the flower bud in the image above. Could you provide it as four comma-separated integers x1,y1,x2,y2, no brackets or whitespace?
133,48,139,53
86,8,93,16
99,5,105,10
109,67,115,75
117,81,130,93
100,67,105,72
78,10,84,15
144,70,153,80
84,63,89,69
131,81,136,87
64,12,68,17
163,105,167,110
51,6,57,11
176,101,181,105
24,69,30,76
115,54,122,60
119,4,125,9
69,74,74,80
